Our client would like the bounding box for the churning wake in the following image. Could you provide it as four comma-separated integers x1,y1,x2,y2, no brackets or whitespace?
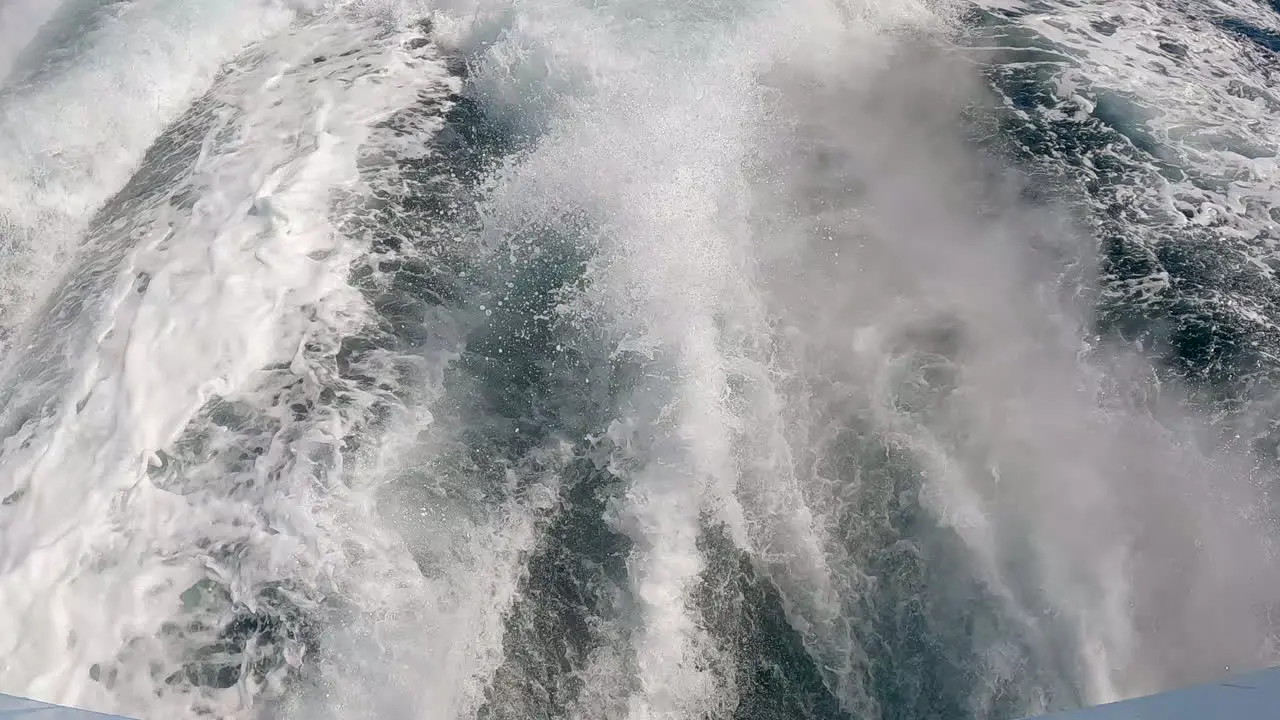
1,0,1279,718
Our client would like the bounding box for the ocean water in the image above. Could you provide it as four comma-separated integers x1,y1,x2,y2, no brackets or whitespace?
0,1,1278,718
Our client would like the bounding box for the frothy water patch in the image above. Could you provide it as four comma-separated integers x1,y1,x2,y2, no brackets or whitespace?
965,0,1280,454
0,0,326,357
0,12,481,717
3,0,1280,718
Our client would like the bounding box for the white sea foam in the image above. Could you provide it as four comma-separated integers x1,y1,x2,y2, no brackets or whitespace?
0,0,325,353
3,0,1279,717
440,0,948,715
968,0,1280,322
458,0,1280,713
0,10,525,718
